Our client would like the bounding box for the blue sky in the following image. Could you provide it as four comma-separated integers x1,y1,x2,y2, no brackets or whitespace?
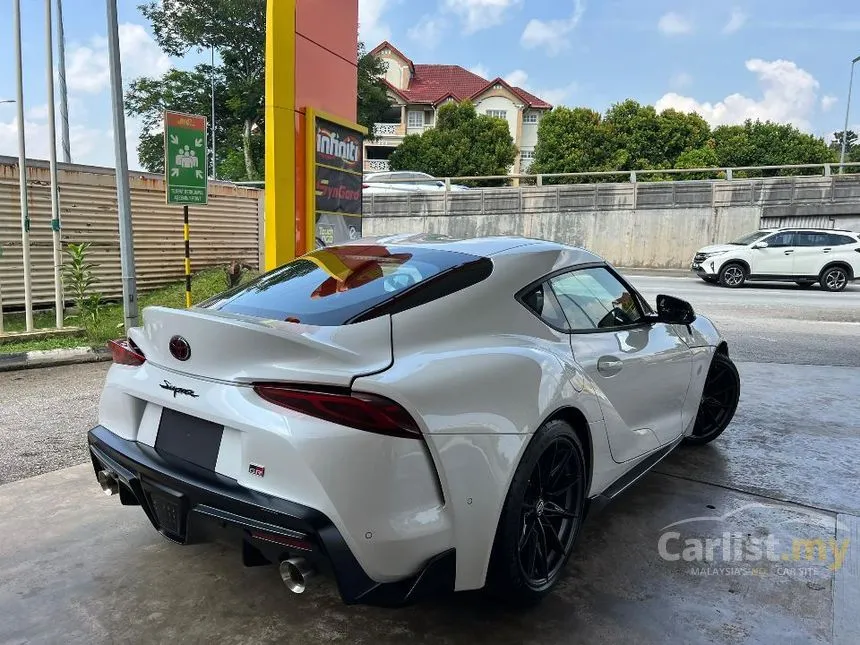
2,0,859,170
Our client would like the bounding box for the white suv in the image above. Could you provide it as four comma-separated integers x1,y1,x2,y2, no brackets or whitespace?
691,228,860,291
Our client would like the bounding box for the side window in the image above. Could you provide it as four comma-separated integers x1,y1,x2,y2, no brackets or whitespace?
548,267,644,332
764,232,796,247
796,232,830,247
521,283,568,330
827,234,856,246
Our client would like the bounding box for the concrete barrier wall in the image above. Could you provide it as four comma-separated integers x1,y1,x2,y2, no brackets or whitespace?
363,175,860,268
0,158,263,308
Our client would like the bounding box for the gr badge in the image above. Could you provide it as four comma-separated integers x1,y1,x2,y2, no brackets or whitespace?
249,464,265,477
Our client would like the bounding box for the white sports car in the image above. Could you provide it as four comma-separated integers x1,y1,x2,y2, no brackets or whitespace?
88,235,740,606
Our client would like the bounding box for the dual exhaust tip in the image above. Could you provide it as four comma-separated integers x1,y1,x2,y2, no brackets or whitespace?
97,469,119,496
279,557,315,594
100,467,315,594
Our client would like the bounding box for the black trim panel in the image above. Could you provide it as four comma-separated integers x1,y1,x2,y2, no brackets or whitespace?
87,426,455,606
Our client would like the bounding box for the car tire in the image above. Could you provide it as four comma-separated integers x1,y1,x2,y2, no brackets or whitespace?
820,266,850,292
718,263,747,288
684,353,740,446
487,419,586,605
795,281,815,288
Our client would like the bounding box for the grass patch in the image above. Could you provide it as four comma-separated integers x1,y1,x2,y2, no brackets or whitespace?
1,268,255,354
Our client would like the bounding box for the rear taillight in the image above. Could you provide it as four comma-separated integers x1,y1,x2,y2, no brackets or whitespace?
253,384,421,440
108,339,145,366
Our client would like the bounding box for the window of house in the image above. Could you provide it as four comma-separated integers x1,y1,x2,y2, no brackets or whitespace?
523,112,539,124
486,109,508,120
521,149,535,159
407,110,424,128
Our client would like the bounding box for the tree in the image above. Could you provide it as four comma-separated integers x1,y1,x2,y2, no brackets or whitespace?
604,100,664,170
388,102,517,180
711,120,835,175
830,130,858,163
357,42,392,138
531,107,622,179
675,141,722,179
126,66,231,174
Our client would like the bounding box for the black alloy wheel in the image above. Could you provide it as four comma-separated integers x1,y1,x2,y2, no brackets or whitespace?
517,436,584,590
488,419,586,604
685,353,740,445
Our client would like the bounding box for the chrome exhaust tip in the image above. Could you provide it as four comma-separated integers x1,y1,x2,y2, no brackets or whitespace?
97,469,119,496
279,557,315,594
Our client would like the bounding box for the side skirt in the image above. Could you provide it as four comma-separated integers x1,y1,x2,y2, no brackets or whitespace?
585,437,683,517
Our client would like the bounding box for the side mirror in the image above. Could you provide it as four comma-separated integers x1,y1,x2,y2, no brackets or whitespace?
656,294,696,325
752,241,768,249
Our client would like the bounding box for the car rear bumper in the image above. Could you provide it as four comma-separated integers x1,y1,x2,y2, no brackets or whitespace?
87,425,455,606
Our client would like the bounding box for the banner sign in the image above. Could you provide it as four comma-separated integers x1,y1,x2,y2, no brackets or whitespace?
164,111,208,205
308,111,366,248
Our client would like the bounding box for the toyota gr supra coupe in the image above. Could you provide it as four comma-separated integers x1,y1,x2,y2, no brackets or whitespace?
87,235,740,606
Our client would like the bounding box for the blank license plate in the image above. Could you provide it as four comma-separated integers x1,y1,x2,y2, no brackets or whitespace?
155,408,224,471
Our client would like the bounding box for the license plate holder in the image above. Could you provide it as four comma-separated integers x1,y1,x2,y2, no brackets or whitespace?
155,408,224,471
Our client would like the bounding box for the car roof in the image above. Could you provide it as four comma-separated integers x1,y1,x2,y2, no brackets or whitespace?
340,233,603,260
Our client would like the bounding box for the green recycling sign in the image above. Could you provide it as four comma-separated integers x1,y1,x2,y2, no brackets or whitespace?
164,111,208,205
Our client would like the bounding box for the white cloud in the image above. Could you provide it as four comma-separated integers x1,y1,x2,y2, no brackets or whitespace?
0,114,109,167
504,69,529,87
669,72,693,90
658,12,693,36
66,23,170,94
655,59,822,131
520,0,585,56
469,64,490,79
821,95,838,112
503,69,575,106
444,0,522,34
723,8,747,34
359,0,393,45
407,15,446,47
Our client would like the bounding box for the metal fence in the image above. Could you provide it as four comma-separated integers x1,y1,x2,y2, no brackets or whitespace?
363,172,860,219
0,158,264,310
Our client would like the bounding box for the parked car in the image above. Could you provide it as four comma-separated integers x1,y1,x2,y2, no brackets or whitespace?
363,170,470,194
88,235,739,607
691,228,860,291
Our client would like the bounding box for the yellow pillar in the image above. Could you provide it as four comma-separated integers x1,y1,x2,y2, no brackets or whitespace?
264,0,297,271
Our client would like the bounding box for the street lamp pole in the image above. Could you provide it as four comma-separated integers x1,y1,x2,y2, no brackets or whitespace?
106,0,138,331
13,0,34,332
45,0,65,328
56,0,72,164
839,54,860,174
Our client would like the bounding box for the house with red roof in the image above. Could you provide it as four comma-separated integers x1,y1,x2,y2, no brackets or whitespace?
365,42,553,176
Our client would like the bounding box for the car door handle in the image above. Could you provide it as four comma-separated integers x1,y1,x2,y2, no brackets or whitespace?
823,248,831,253
784,250,794,255
597,356,623,376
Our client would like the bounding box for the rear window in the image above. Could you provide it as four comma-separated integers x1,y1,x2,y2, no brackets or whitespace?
200,244,490,325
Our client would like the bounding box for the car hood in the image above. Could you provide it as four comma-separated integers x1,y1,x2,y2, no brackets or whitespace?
696,244,738,254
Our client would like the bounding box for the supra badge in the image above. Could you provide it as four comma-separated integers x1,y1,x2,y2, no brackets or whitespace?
159,380,199,398
249,464,265,477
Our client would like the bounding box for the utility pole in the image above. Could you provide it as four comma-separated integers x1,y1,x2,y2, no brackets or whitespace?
56,0,72,163
13,0,34,331
106,0,138,331
45,0,65,328
211,45,217,179
839,55,860,173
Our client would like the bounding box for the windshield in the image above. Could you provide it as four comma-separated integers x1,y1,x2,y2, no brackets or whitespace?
730,231,771,245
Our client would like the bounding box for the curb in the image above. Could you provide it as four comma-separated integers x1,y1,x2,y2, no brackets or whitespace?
0,346,111,373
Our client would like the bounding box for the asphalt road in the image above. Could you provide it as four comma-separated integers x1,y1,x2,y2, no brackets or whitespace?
626,273,860,367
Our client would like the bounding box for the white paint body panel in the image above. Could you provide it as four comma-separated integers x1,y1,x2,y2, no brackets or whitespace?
96,235,727,592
